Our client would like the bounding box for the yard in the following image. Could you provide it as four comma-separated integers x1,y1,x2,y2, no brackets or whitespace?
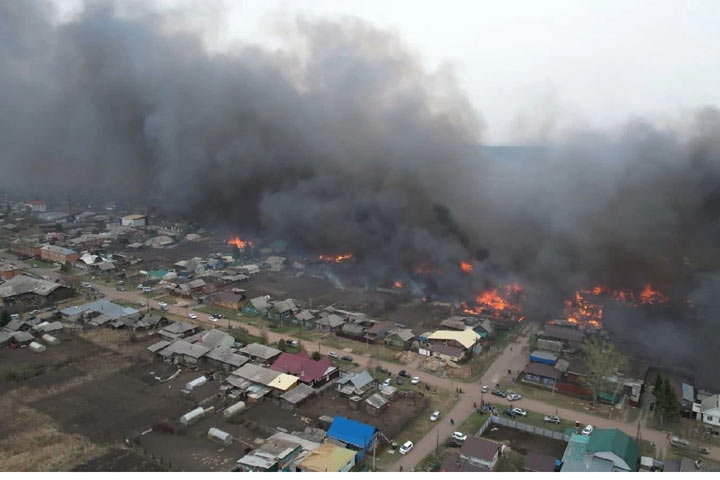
374,385,459,470
499,381,617,420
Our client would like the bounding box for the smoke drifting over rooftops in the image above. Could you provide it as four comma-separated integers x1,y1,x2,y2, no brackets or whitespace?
2,1,720,385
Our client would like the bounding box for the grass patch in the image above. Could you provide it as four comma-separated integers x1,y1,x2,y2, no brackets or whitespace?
0,364,43,383
319,335,406,365
30,260,57,269
500,382,615,420
482,401,577,432
374,387,459,470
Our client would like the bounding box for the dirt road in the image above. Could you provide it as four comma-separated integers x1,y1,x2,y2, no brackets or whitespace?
91,283,720,468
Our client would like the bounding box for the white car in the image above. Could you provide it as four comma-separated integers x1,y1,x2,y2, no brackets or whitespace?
81,282,91,288
188,313,198,319
209,315,218,322
451,432,467,441
511,407,527,417
482,385,489,393
328,351,338,358
158,302,168,308
582,424,594,436
383,378,392,386
398,441,414,455
430,410,440,421
411,376,420,385
506,393,522,401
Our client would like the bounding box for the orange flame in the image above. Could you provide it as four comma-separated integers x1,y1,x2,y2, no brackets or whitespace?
228,236,252,249
318,253,354,263
639,285,668,304
413,261,441,275
460,261,473,273
462,284,523,318
394,281,404,289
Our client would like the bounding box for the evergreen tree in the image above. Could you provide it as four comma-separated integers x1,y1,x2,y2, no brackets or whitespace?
231,244,241,261
0,310,10,328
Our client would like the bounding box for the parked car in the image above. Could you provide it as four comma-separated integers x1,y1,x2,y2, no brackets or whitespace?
445,439,463,448
398,370,411,378
158,302,168,309
116,286,126,291
209,316,218,322
430,410,440,421
189,313,198,319
482,385,489,393
399,441,414,455
341,355,354,362
81,282,91,288
544,415,561,424
396,377,404,385
506,393,522,401
45,306,56,312
378,366,390,374
451,432,467,441
288,340,299,347
491,389,506,398
411,376,420,385
116,280,124,285
30,309,40,315
511,407,527,417
328,351,338,358
582,425,594,436
383,378,392,386
503,409,518,418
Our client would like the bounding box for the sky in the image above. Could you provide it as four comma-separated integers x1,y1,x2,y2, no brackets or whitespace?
56,0,720,142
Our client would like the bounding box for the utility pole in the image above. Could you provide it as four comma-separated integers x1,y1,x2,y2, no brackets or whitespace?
436,428,440,464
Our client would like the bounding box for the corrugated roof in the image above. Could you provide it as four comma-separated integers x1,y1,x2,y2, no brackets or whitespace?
428,329,481,349
586,428,638,471
327,416,377,450
0,275,65,298
268,373,299,391
300,442,356,472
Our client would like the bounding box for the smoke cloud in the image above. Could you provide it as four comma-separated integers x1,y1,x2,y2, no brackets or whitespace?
2,1,720,386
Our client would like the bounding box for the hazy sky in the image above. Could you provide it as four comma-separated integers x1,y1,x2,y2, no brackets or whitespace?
59,0,720,143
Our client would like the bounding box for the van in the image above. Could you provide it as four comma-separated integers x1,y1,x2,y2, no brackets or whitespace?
670,436,690,448
141,286,152,293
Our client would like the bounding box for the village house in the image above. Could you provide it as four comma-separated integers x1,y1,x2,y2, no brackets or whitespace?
523,362,562,387
539,324,584,350
238,343,282,364
243,296,272,317
364,321,393,343
158,321,199,341
237,436,303,472
270,351,339,387
336,370,376,397
459,436,503,470
364,393,390,415
384,328,415,350
293,309,316,327
39,244,80,264
0,275,73,313
270,299,299,322
25,200,46,212
0,263,22,281
211,290,245,310
315,314,344,332
157,340,210,366
279,383,317,409
422,329,482,363
298,442,356,472
698,394,720,427
205,347,249,371
121,214,147,227
326,416,378,462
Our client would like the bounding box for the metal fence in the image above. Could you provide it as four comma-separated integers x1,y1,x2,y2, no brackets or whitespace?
486,415,571,442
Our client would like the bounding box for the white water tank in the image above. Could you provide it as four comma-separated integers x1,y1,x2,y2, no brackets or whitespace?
41,334,60,345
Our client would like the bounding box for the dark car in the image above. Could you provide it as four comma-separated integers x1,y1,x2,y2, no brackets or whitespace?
396,376,404,385
491,389,506,398
341,355,354,362
399,370,411,378
444,440,463,449
503,409,517,418
377,366,390,374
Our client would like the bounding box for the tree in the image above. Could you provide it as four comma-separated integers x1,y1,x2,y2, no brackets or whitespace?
311,351,322,361
583,337,628,406
231,244,241,261
278,339,287,352
0,310,10,328
495,450,525,472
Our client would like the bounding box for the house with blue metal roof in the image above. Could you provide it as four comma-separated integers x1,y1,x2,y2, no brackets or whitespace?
326,416,378,461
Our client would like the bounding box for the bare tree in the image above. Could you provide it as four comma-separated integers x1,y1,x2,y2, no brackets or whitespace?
583,337,628,410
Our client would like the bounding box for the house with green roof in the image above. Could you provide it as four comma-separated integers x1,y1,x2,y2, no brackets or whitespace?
586,428,638,472
560,429,638,472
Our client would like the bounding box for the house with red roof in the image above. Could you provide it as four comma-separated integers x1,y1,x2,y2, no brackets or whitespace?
270,351,340,387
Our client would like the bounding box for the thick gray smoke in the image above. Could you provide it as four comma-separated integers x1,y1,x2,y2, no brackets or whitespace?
2,1,720,385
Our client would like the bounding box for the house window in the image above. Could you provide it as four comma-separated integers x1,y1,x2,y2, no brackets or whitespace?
708,416,714,421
